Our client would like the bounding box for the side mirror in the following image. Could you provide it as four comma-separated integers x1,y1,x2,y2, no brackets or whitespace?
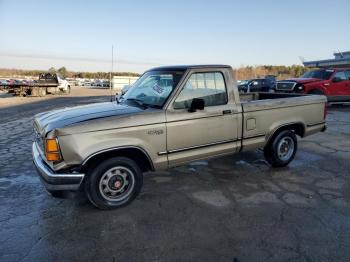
115,92,119,102
188,98,205,112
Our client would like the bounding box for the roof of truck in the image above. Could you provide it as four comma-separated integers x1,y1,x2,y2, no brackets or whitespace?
148,64,232,71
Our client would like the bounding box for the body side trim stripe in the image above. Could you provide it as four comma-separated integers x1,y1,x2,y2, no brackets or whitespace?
307,121,326,127
158,138,239,155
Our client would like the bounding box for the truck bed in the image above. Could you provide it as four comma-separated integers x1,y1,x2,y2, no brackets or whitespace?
240,92,306,102
240,92,324,112
239,92,327,151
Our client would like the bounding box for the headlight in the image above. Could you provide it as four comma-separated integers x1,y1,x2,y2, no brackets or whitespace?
45,138,62,162
297,85,304,91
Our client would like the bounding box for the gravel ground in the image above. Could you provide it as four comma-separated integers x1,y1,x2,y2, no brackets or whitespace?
0,86,114,108
0,92,350,262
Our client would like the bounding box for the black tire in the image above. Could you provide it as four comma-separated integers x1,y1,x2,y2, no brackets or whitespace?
264,130,297,167
85,157,143,210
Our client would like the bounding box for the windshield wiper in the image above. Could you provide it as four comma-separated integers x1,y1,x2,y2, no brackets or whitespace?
124,98,148,109
122,98,161,109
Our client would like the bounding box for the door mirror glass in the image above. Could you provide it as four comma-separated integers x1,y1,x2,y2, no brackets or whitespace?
189,98,205,112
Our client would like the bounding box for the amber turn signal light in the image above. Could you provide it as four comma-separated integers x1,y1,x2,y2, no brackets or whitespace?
45,138,61,162
46,139,59,152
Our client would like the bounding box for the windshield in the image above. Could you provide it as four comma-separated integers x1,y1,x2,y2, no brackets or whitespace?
121,70,184,108
301,69,334,80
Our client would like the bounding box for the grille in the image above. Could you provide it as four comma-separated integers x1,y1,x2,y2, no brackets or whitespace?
276,81,296,91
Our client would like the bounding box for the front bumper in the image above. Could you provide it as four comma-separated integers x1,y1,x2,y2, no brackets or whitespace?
32,142,85,191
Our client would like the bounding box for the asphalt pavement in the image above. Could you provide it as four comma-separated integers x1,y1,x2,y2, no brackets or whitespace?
1,96,350,262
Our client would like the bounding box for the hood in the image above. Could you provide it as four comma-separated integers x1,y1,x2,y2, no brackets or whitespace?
285,78,324,84
34,102,142,135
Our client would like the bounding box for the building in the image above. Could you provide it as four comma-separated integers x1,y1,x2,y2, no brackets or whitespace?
303,51,350,68
112,76,139,91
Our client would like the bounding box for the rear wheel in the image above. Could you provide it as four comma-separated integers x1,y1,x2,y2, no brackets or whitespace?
264,130,297,167
85,157,143,209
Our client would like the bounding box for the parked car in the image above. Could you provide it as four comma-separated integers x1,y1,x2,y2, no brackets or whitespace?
92,80,102,87
275,68,350,102
238,78,274,92
7,79,22,86
32,64,327,209
83,81,92,87
0,79,9,86
76,79,85,86
102,80,110,87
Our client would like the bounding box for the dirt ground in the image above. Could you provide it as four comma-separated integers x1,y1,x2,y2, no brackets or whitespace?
0,93,350,262
0,86,115,108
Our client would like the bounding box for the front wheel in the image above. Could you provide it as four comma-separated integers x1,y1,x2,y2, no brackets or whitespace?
64,85,71,94
85,157,143,209
264,130,297,167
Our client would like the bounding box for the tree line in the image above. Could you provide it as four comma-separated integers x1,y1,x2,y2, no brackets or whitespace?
234,65,309,80
0,65,309,80
0,67,140,79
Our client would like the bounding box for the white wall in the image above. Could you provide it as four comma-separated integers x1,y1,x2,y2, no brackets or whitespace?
112,76,139,91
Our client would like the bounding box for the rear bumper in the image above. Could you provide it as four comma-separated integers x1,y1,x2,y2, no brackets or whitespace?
32,143,85,191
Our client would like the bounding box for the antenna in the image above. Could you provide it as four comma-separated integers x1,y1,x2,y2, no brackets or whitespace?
337,49,344,58
110,45,114,102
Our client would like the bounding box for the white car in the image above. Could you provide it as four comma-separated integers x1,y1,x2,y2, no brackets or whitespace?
57,75,71,93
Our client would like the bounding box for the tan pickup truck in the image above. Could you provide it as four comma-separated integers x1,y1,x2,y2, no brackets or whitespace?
32,65,327,209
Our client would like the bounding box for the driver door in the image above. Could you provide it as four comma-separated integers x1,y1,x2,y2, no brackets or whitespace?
165,70,240,167
330,70,348,96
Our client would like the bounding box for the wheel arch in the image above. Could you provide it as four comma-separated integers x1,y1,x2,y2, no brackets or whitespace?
266,122,305,145
81,146,154,174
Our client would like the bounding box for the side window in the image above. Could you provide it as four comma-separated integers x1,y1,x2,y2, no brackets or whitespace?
346,71,350,80
333,71,347,82
174,72,227,109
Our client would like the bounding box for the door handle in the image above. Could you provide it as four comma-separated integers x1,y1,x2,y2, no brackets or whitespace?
223,110,232,115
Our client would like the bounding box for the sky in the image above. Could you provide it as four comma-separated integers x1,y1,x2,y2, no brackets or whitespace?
0,0,349,73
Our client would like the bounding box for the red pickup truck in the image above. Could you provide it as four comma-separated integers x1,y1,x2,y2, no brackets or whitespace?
275,68,350,102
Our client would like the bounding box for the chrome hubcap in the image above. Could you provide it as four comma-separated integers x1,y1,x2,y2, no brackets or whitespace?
99,166,135,201
277,137,294,161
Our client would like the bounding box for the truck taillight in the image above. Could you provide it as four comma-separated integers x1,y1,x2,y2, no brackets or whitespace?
324,103,327,120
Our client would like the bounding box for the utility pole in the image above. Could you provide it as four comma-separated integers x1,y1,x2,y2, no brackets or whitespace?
110,45,114,101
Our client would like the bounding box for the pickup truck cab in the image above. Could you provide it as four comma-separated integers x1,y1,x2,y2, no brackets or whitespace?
32,65,327,209
275,68,350,102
